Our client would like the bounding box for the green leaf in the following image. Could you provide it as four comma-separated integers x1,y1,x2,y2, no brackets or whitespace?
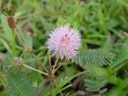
84,79,97,84
112,49,128,69
93,67,108,76
6,67,37,96
72,49,115,67
85,70,108,95
46,71,89,96
100,88,107,94
0,15,13,42
86,88,99,92
0,39,11,53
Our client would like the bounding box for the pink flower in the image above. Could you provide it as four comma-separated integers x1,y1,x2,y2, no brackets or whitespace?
47,25,81,60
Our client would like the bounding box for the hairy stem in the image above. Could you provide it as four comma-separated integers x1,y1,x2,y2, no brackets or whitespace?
23,64,48,76
16,11,66,20
52,55,59,75
31,51,49,73
15,25,49,73
16,26,30,49
48,55,52,96
11,29,16,64
15,29,27,48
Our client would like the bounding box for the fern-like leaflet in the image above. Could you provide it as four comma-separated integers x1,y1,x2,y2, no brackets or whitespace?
85,72,108,96
6,67,37,96
72,49,115,96
72,49,115,67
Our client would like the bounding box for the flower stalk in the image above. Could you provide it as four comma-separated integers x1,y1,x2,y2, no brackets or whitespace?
52,55,60,75
23,64,48,76
48,54,52,96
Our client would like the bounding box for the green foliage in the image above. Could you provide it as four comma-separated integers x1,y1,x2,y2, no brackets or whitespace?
0,0,128,95
72,49,115,95
51,71,88,96
85,72,108,96
72,49,115,67
112,42,128,69
1,15,13,42
6,67,37,96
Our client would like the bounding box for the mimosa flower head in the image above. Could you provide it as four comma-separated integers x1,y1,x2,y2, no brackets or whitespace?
47,25,81,60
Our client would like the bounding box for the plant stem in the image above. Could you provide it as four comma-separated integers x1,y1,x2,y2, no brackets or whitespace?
16,26,30,49
48,55,52,96
16,11,43,20
23,64,48,76
15,29,27,49
54,64,62,73
16,25,49,73
52,55,59,75
16,26,48,73
16,11,67,20
31,51,49,73
11,28,16,65
15,50,28,65
5,49,27,74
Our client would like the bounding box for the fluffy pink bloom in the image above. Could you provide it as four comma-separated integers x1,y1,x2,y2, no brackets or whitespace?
47,25,81,60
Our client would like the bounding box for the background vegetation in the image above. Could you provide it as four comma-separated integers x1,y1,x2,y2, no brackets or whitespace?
0,0,128,96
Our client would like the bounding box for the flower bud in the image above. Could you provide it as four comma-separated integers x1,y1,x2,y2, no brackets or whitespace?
7,16,16,29
14,57,24,66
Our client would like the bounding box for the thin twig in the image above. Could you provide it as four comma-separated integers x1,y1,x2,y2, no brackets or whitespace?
15,25,49,73
48,54,52,96
11,28,16,65
5,49,28,74
52,55,59,75
31,51,49,73
54,64,62,74
16,11,43,20
23,64,48,76
15,49,28,65
52,54,63,96
16,26,30,49
16,11,67,20
15,29,27,48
